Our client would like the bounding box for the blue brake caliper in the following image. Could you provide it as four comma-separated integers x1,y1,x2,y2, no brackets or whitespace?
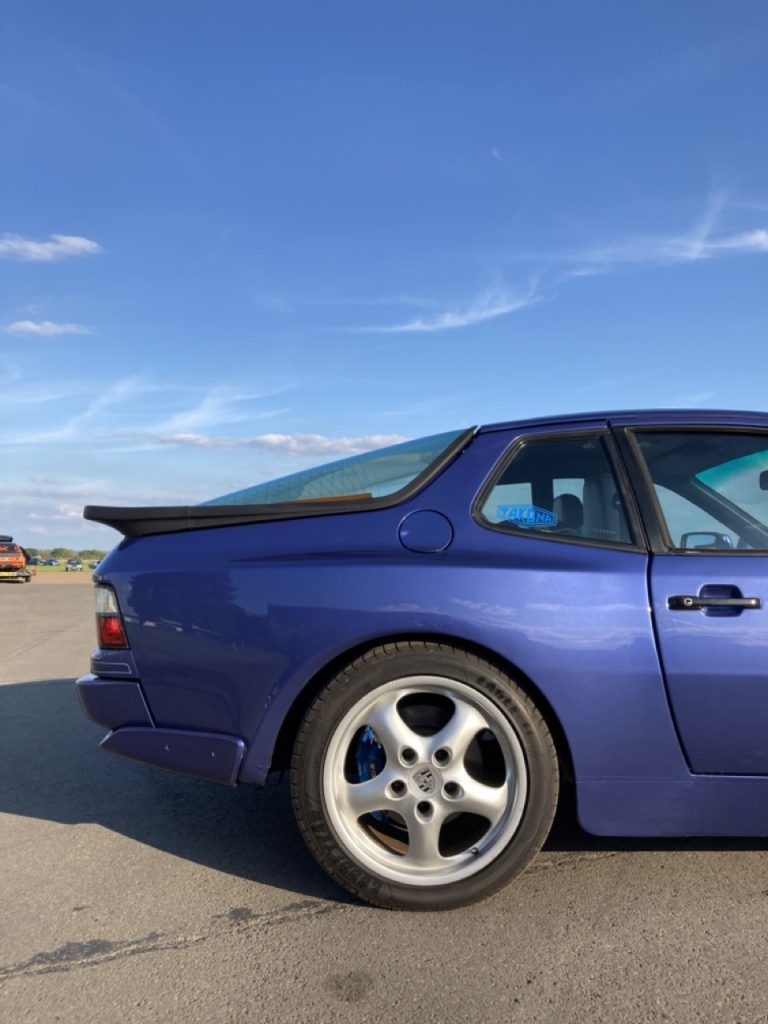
355,726,386,823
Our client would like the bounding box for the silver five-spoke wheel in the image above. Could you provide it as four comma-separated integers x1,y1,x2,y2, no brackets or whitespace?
292,643,558,910
323,676,528,886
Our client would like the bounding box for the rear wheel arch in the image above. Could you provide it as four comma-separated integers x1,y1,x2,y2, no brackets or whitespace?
268,633,575,789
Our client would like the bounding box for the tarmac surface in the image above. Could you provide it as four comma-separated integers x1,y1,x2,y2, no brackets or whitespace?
2,578,768,1024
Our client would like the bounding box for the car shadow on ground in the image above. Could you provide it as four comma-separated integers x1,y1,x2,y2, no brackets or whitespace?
3,679,767,905
1,678,346,902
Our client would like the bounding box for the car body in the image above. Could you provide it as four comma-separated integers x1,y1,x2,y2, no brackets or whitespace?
0,537,31,582
65,558,83,572
45,559,59,566
76,410,768,909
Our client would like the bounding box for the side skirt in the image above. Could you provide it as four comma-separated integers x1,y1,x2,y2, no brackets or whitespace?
579,776,768,836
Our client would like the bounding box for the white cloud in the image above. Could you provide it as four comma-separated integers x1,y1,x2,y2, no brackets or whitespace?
28,504,82,522
154,385,291,432
694,229,768,256
0,379,299,451
0,377,149,445
150,432,407,456
563,191,768,271
358,280,539,334
4,320,92,336
0,233,102,262
571,228,768,268
349,191,766,337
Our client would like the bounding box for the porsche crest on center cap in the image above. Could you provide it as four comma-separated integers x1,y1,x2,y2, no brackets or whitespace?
413,767,437,795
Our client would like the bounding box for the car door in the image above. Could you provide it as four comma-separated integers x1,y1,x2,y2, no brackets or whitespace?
621,424,768,774
463,424,691,794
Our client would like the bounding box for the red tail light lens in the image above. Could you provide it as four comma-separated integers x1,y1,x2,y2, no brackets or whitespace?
94,585,129,649
97,614,129,649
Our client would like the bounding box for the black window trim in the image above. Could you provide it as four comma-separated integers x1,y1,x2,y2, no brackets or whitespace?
618,425,768,556
471,428,647,552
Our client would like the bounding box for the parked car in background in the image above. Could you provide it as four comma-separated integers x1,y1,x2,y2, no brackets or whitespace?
77,410,768,909
45,559,59,566
0,536,32,583
88,560,101,570
65,558,83,572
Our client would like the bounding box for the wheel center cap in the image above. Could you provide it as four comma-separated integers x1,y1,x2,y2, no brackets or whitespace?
412,765,439,795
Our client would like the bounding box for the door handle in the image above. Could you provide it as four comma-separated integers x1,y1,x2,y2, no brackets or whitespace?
668,595,761,611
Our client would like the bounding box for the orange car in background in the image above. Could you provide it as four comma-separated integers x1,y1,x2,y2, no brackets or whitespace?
0,536,32,583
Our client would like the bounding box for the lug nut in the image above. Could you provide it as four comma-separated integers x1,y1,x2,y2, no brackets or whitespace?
434,748,450,766
401,747,417,765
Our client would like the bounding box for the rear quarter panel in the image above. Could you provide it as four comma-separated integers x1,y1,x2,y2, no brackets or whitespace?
100,431,687,799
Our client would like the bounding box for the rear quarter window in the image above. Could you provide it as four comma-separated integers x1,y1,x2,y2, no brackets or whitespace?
203,430,467,508
477,433,634,546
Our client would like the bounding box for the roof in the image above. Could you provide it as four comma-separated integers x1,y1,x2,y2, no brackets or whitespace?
478,409,768,434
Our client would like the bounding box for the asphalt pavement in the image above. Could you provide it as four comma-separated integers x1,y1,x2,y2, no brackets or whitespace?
2,579,767,1024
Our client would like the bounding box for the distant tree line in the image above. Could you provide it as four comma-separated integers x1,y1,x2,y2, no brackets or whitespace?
25,548,108,560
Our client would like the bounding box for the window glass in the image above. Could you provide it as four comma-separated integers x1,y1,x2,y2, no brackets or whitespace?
482,482,532,524
653,485,737,548
203,429,465,507
634,431,768,551
479,435,633,545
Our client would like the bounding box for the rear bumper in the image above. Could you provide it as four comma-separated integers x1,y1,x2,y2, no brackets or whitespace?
76,674,153,729
76,673,246,786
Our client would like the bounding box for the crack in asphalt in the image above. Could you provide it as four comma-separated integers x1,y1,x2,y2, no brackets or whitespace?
527,850,625,874
0,858,624,982
0,898,350,981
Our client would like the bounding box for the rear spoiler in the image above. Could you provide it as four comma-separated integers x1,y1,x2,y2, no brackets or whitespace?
82,501,372,538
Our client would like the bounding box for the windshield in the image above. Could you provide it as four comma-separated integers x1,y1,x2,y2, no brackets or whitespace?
203,429,466,507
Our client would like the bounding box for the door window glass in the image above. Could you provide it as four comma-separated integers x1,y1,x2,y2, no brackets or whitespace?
634,431,768,551
653,485,738,549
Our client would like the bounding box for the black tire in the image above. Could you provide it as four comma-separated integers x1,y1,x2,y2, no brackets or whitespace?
291,641,558,910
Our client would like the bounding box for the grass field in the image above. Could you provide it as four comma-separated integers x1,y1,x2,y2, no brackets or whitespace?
32,563,97,574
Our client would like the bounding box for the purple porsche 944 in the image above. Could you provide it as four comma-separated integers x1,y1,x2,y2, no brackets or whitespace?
77,409,768,909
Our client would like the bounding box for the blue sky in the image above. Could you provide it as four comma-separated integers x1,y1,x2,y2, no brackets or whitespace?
1,1,767,549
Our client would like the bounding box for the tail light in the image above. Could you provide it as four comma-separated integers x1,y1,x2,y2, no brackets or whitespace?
95,584,129,649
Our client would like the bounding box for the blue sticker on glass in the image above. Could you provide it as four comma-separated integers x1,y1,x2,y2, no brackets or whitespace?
496,504,558,527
